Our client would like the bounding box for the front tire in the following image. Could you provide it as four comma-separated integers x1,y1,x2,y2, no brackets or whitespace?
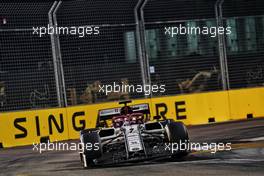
80,130,102,168
165,121,189,159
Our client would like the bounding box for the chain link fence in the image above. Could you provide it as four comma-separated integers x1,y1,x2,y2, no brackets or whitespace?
222,0,264,89
0,2,58,111
143,0,223,96
0,0,263,112
55,0,144,106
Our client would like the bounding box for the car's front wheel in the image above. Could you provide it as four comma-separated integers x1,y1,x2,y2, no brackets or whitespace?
165,121,189,159
80,130,102,168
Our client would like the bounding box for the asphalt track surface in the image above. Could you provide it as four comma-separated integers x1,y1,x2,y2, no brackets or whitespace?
0,118,264,176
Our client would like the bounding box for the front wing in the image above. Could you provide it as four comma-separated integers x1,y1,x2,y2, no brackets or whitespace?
95,136,172,165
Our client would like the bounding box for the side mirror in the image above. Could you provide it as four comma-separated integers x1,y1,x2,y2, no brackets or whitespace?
153,115,161,121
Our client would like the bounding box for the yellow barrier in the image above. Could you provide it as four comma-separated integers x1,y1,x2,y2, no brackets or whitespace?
150,91,230,125
0,108,68,148
0,87,263,148
228,87,264,120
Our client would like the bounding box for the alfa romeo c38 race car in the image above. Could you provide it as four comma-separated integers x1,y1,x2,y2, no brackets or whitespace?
79,100,189,168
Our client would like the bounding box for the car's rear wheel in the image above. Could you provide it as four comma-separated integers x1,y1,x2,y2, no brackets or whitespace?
80,130,102,168
165,121,189,159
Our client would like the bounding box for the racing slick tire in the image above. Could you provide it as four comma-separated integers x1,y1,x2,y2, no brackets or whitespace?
165,121,189,159
80,130,102,168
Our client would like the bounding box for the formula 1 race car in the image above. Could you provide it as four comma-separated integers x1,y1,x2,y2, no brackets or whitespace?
79,100,189,168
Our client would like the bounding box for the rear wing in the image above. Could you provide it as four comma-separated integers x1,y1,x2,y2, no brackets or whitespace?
98,103,150,120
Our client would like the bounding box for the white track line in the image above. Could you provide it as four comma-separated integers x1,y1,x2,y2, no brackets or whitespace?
240,137,264,142
171,158,264,165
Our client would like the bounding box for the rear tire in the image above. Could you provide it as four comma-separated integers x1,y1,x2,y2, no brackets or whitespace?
80,130,102,168
165,121,189,159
